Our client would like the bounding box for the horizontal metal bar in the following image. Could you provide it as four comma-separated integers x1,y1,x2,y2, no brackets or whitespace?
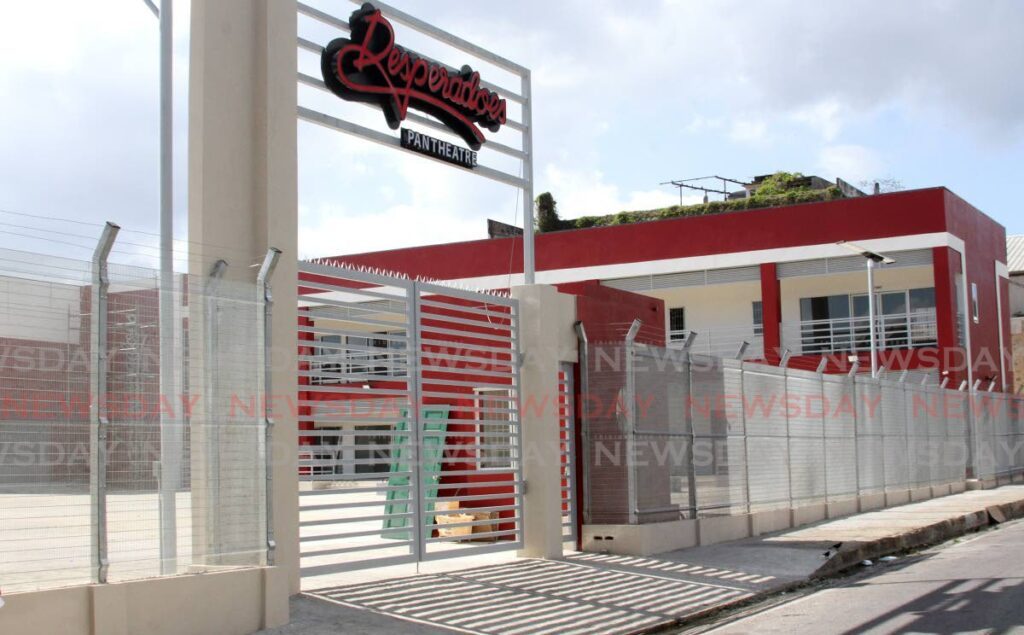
421,538,523,557
412,323,514,344
299,292,409,317
418,298,513,320
299,484,412,496
420,337,514,356
415,350,512,368
419,362,514,379
299,472,411,482
420,377,514,390
301,540,414,560
298,325,409,344
300,525,417,543
297,2,351,33
423,528,520,544
300,497,410,512
417,283,517,309
300,385,410,398
300,554,417,576
300,259,415,289
419,309,516,332
299,106,528,189
301,511,412,527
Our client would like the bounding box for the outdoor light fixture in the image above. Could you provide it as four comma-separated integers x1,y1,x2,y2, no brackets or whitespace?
837,241,896,379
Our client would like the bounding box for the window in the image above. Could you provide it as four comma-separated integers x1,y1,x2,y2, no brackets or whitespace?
971,282,979,323
475,388,513,469
752,301,764,336
799,294,851,353
668,307,686,342
313,331,407,384
798,287,938,353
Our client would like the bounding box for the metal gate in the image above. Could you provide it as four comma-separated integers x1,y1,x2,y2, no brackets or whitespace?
297,261,523,580
558,363,578,543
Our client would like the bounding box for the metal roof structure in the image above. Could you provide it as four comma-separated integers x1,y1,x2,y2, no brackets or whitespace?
1008,234,1024,274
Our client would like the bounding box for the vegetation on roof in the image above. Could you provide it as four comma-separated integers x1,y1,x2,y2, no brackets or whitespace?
536,171,844,233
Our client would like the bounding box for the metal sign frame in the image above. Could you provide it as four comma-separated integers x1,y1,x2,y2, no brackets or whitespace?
296,0,536,282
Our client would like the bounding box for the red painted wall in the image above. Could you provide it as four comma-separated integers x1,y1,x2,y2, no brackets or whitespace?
329,188,951,281
942,190,1011,389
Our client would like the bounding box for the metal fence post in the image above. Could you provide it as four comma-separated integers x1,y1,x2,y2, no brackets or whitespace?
849,364,862,503
624,319,642,524
202,260,227,558
574,322,591,524
407,279,425,561
781,358,794,511
90,222,119,584
900,373,912,495
739,361,752,514
817,359,828,505
256,248,281,566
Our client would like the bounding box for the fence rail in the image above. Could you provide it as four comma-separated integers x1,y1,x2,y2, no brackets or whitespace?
582,342,1024,525
0,238,271,594
781,309,938,356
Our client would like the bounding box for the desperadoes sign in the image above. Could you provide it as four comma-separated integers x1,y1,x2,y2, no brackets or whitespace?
321,3,507,151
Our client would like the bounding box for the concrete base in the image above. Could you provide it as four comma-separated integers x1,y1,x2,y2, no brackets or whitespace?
582,520,698,556
792,503,827,527
698,515,750,546
966,478,998,491
0,567,286,635
751,509,791,536
859,492,887,512
826,498,859,519
580,481,977,558
910,486,933,502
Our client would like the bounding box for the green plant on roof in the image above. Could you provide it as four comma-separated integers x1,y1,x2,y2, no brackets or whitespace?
536,171,843,233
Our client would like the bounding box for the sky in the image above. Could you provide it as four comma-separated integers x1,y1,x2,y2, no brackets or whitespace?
1,0,1023,269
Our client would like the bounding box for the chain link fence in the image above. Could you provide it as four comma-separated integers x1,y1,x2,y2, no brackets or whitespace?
582,342,1024,525
0,239,272,593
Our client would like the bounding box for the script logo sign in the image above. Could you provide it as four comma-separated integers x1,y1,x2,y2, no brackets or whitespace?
321,3,507,150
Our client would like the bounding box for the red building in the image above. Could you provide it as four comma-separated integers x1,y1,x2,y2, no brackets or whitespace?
314,187,1013,391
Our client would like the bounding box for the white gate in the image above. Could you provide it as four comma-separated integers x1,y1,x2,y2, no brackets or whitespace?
297,261,523,580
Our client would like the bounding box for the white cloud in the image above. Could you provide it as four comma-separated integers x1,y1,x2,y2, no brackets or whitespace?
542,166,698,218
818,145,883,183
729,119,769,145
791,100,845,142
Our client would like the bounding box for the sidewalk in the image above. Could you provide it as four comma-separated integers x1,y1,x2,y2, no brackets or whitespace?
263,485,1024,635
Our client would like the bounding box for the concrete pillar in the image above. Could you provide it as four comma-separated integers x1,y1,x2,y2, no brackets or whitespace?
511,284,577,559
188,0,299,607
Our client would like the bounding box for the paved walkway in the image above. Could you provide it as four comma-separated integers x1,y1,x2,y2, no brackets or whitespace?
262,485,1024,635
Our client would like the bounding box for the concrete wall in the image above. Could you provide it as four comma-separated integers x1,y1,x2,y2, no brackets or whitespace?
645,281,761,335
0,567,287,635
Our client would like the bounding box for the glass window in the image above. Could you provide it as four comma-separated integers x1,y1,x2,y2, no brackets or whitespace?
909,287,936,312
800,295,849,321
881,291,907,315
752,301,763,336
668,307,686,341
971,283,979,323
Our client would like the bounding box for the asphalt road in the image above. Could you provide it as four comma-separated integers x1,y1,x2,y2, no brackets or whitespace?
698,519,1024,634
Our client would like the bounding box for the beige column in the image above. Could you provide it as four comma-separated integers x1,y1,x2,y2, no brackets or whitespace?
511,284,577,559
188,0,299,606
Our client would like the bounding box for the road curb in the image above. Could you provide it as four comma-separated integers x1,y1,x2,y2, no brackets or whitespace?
633,493,1024,634
813,498,1024,578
